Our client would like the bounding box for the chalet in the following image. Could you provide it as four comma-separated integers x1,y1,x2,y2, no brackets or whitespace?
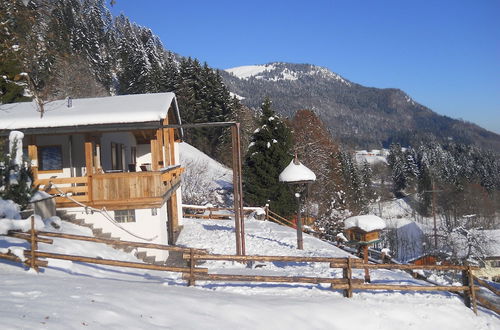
0,93,184,262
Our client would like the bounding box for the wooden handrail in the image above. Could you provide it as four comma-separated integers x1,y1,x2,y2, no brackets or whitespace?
36,231,207,253
35,176,88,185
24,250,208,274
473,275,500,296
182,253,361,263
268,209,290,224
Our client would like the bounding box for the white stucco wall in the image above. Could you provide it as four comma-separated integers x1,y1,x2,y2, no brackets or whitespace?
136,144,152,172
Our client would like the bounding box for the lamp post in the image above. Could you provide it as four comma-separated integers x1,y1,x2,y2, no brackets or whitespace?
279,155,316,250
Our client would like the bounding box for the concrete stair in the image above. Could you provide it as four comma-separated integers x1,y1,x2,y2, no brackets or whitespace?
56,209,157,265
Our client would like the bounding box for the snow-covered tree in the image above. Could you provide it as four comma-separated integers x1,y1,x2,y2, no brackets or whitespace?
243,98,295,216
0,138,36,210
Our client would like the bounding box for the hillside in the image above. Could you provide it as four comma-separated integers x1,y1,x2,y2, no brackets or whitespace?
221,63,500,151
1,214,499,328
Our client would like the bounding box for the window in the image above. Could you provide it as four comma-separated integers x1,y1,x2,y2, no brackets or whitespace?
114,209,136,223
38,145,63,171
489,260,500,268
111,142,124,170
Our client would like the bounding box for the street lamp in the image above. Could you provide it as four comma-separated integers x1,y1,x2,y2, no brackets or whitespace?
279,155,316,249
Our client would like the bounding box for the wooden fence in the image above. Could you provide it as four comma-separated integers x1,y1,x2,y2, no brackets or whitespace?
182,205,257,220
182,205,314,234
0,216,491,315
178,252,480,314
0,216,208,275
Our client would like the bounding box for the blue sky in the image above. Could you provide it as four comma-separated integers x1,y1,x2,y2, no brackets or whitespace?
110,0,500,134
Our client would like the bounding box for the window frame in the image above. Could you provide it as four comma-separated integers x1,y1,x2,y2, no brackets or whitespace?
114,209,136,223
38,145,63,172
111,142,124,171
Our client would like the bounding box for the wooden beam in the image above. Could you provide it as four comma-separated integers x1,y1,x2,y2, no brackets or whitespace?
84,140,94,202
28,144,38,180
182,273,364,285
35,177,88,185
162,118,171,166
169,128,175,164
182,254,358,263
36,231,206,253
7,231,53,244
351,284,472,292
150,138,159,171
156,128,164,168
329,262,477,271
25,250,208,274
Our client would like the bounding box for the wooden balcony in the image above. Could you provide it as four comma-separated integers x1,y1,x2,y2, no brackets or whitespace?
35,166,184,210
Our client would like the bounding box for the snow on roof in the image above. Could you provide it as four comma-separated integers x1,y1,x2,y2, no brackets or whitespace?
0,93,177,130
483,229,500,257
344,215,386,232
279,159,316,183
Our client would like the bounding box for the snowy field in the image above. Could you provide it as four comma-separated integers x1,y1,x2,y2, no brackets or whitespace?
1,216,499,329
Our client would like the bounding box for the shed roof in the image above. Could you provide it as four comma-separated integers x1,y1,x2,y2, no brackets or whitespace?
0,93,182,136
344,215,386,232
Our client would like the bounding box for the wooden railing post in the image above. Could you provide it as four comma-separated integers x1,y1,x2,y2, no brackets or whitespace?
188,248,195,286
343,257,353,298
468,266,477,315
363,245,370,283
30,216,39,272
462,268,471,308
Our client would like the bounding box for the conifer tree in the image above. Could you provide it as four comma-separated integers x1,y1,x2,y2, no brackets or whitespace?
243,98,295,216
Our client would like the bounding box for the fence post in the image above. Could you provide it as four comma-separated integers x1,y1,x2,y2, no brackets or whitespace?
462,268,471,308
363,245,370,283
343,257,353,298
188,248,195,286
30,216,39,272
265,204,269,221
467,266,477,315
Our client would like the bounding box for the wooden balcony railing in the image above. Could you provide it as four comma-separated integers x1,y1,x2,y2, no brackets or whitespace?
34,166,184,209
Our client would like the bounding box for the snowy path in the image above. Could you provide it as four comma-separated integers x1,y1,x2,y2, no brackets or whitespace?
0,218,498,329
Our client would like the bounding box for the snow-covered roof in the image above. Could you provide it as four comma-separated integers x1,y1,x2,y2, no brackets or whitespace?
482,229,500,257
344,215,386,232
0,93,181,134
279,159,316,183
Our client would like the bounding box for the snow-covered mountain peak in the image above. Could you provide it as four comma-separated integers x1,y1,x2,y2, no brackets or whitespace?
225,62,351,86
225,64,276,80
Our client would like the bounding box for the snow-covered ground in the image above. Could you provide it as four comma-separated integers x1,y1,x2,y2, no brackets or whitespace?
1,215,498,329
179,142,233,205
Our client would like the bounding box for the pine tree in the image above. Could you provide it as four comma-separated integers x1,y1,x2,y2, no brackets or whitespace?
243,98,295,216
0,146,36,210
387,143,407,195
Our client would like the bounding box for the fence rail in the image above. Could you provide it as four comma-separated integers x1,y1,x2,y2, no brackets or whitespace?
179,251,480,314
0,216,484,315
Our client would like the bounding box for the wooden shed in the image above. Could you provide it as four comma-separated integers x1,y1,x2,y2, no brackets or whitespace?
344,215,386,245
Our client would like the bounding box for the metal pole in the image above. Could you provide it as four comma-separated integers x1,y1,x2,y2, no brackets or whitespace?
234,123,246,255
296,192,304,250
432,180,437,249
231,125,242,256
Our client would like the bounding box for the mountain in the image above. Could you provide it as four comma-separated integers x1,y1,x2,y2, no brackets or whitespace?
220,62,500,151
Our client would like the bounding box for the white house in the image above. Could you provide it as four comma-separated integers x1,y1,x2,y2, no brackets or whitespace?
0,93,185,262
